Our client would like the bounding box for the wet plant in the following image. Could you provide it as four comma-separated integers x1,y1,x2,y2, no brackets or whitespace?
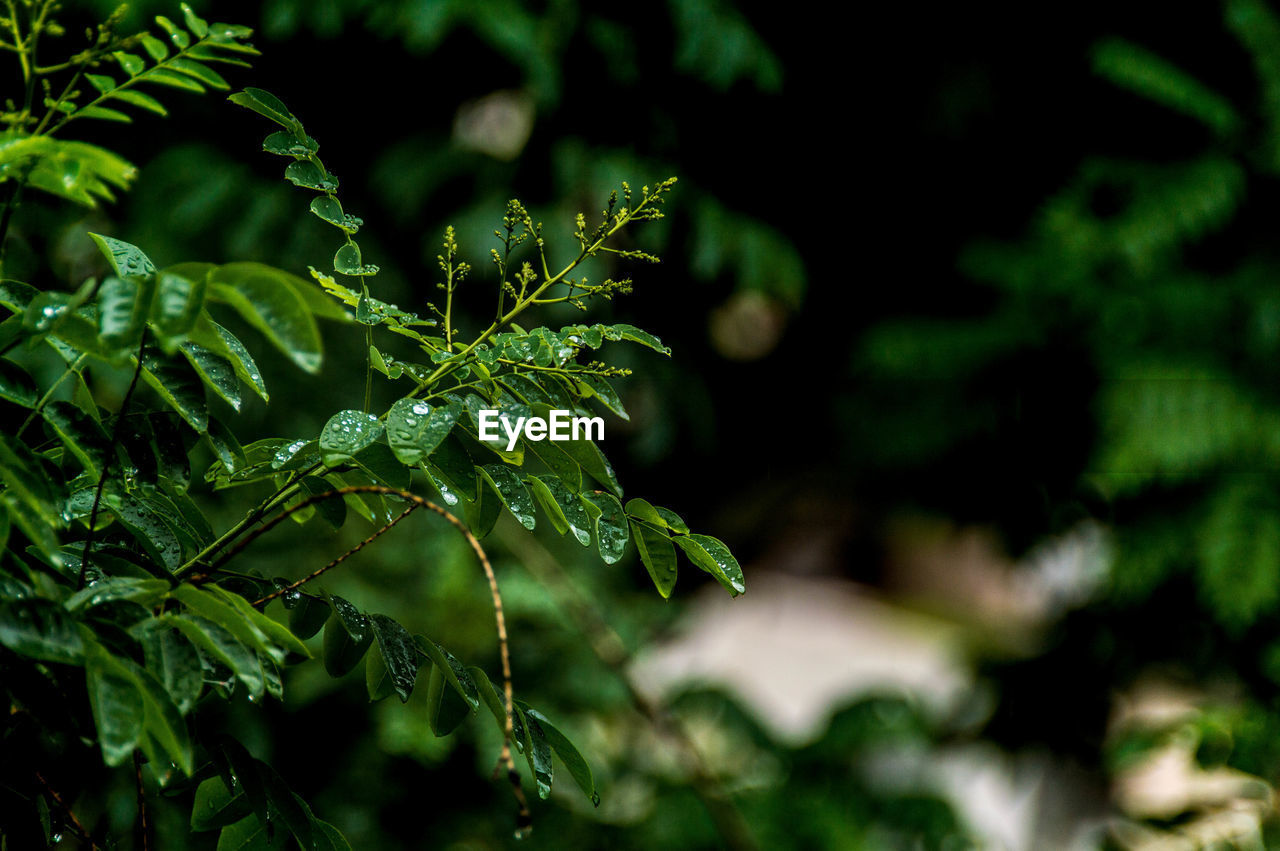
0,3,744,847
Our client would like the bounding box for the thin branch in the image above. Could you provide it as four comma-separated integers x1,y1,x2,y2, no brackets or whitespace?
496,522,760,851
194,484,529,827
133,752,149,851
34,771,100,851
249,503,420,607
175,461,323,577
79,334,147,590
15,351,88,439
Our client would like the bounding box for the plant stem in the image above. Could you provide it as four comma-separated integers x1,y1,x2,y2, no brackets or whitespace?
35,771,101,851
186,483,530,827
173,463,320,577
79,336,146,590
16,352,88,438
133,752,150,851
250,502,419,606
412,193,662,395
497,522,760,850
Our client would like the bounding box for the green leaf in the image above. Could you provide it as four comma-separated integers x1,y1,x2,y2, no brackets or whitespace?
203,585,311,658
191,777,252,832
78,104,134,123
427,434,479,502
216,814,288,850
524,438,582,492
264,130,318,158
284,591,329,639
322,595,372,677
310,196,358,233
172,585,283,661
577,374,628,420
581,492,628,564
140,622,204,713
312,819,352,851
319,410,383,466
155,15,190,48
0,599,84,664
89,233,156,278
425,659,472,736
151,412,194,491
142,67,206,93
181,342,241,411
464,475,504,538
157,614,264,699
526,708,599,806
479,464,536,529
368,614,421,702
515,702,554,798
113,89,169,116
0,431,60,525
139,32,169,61
87,73,115,93
64,577,169,614
609,323,671,356
141,346,208,432
469,665,509,734
151,268,206,340
85,636,193,774
205,415,246,473
85,640,145,766
364,638,397,701
208,264,323,373
297,475,347,528
334,242,362,275
2,493,62,570
629,508,677,598
113,51,145,76
285,160,335,191
534,406,621,495
414,636,479,708
0,358,36,407
98,274,155,349
528,475,592,546
209,319,268,403
655,506,690,534
353,441,410,490
386,398,460,465
674,533,745,596
181,4,210,39
170,57,228,89
1093,38,1241,136
43,401,110,478
227,87,298,128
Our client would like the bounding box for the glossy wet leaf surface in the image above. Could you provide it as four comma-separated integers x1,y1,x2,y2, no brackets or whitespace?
368,614,420,702
319,410,383,466
322,595,371,677
581,491,629,564
675,533,746,596
479,464,536,529
630,515,677,598
208,263,322,373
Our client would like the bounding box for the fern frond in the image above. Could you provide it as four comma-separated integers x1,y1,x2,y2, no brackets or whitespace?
45,7,258,135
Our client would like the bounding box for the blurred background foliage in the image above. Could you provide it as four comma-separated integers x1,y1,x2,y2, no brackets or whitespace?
26,0,1280,847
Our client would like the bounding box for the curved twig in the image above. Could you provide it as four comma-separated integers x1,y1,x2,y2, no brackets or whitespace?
198,484,529,827
497,522,760,850
249,503,420,608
